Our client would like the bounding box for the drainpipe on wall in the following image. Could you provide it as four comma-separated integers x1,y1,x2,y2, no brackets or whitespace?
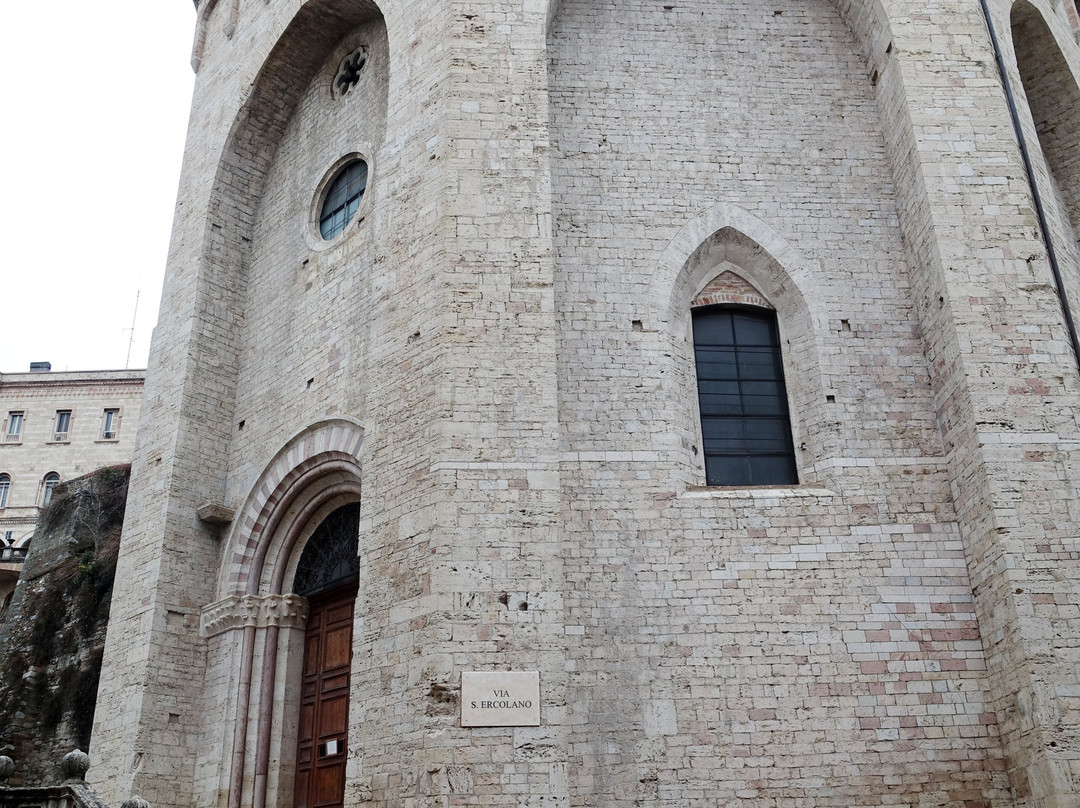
976,0,1080,374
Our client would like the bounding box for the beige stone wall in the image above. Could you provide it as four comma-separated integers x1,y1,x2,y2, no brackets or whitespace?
0,369,143,549
548,1,1002,803
91,0,1080,806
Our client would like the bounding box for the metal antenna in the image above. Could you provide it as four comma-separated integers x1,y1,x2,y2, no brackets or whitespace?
124,291,140,369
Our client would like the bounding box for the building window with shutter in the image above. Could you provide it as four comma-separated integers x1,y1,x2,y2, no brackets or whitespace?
102,409,121,440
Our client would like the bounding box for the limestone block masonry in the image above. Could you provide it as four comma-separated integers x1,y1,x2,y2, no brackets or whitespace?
91,0,1080,807
0,368,143,610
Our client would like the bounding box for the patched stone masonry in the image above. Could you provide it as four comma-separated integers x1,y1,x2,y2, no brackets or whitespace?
90,0,1080,807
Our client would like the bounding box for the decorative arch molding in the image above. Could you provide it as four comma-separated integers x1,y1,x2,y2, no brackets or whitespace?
207,418,365,808
221,418,365,598
651,204,837,490
649,203,827,339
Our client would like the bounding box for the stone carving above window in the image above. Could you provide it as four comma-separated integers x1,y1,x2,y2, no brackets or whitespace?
692,270,774,310
334,47,368,99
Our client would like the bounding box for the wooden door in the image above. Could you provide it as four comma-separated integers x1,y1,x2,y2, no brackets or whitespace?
294,585,356,808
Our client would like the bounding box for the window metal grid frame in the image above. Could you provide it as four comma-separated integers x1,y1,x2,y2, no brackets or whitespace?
692,305,798,487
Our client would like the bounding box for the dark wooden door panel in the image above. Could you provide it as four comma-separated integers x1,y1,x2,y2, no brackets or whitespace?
294,585,355,808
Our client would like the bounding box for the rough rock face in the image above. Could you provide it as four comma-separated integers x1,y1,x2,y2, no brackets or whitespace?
0,466,129,787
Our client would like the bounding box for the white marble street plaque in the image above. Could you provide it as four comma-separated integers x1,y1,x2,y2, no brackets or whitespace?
461,671,541,727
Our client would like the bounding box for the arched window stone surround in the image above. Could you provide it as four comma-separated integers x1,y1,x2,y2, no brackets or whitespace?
648,204,835,490
201,419,365,808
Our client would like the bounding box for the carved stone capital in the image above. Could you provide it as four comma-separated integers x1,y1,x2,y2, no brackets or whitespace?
201,594,309,637
260,594,309,630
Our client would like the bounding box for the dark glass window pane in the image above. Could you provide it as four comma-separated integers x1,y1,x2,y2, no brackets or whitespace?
692,314,735,346
705,455,750,487
732,313,775,345
692,305,797,486
319,160,368,241
748,455,798,486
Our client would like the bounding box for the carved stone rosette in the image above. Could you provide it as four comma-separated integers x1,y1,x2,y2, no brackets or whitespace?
201,594,310,637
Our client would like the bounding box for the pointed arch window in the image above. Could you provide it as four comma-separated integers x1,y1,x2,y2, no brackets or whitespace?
692,306,797,486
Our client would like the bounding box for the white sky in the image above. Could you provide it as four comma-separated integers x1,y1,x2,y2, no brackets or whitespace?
0,2,197,373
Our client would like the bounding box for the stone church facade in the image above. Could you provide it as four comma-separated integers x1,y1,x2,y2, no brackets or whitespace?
90,0,1080,806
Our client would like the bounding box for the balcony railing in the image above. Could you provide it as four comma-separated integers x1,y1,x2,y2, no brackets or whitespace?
53,432,69,442
2,433,20,443
0,547,27,564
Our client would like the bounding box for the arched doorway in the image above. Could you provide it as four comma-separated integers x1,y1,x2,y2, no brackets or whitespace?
291,503,360,808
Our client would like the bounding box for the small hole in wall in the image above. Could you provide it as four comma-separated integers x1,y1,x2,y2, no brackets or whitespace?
773,9,783,14
518,602,529,611
840,319,851,332
632,319,644,332
238,420,245,432
307,378,315,389
870,70,879,86
885,41,893,54
826,395,836,403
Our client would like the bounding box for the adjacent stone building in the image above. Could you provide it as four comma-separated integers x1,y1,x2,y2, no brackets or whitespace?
90,1,1080,807
0,366,143,613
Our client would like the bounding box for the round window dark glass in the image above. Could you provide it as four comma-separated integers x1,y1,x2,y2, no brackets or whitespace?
319,160,368,240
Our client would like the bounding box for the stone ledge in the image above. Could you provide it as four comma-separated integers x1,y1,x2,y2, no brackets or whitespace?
196,502,235,526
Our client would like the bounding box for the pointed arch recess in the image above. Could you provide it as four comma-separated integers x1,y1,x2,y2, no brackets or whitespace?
650,204,836,489
1010,0,1080,242
649,203,826,336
